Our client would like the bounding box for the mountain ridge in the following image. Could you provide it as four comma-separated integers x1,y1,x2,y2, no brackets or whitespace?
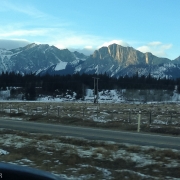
0,43,180,79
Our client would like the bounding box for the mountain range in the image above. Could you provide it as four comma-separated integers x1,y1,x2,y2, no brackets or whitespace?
0,43,180,78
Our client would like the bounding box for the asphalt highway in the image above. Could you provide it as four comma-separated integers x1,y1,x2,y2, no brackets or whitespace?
0,118,180,150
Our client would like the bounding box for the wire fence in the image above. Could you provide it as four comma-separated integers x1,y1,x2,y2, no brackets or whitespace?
0,102,180,126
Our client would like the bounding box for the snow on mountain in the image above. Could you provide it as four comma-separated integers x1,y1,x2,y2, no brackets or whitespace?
1,43,180,79
54,61,67,71
0,43,89,75
74,65,82,73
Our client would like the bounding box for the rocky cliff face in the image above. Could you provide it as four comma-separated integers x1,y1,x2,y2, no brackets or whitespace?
74,43,174,77
92,44,144,66
92,44,171,66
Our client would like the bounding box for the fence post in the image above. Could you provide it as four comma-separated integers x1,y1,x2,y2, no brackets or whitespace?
137,111,141,132
18,105,19,114
58,107,60,117
169,112,172,124
128,110,131,122
83,107,85,119
47,105,48,116
9,103,11,114
96,105,98,119
27,106,29,115
149,111,152,125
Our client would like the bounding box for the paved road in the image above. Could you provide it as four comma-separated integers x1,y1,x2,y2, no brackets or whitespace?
0,118,180,150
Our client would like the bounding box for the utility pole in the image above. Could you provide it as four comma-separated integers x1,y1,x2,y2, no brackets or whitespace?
93,77,96,103
168,63,170,80
137,111,141,132
96,77,99,103
92,77,100,103
82,84,85,101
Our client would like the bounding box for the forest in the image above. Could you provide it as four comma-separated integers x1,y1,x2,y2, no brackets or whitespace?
0,71,179,100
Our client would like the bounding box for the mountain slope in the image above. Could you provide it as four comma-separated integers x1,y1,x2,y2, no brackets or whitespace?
0,43,88,74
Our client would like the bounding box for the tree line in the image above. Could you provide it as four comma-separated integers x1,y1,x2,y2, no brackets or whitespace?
0,71,179,100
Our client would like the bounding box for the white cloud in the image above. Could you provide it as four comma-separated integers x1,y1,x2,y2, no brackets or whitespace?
98,40,129,48
1,1,46,18
0,29,48,38
69,47,94,55
137,41,172,57
51,36,131,55
161,44,172,50
84,46,93,49
148,41,162,46
0,39,30,49
49,33,105,50
0,1,130,54
67,40,130,55
0,23,103,51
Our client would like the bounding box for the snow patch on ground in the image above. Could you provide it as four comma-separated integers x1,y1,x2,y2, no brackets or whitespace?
2,117,23,121
1,130,180,179
0,134,33,148
0,90,10,99
0,149,9,155
152,119,167,125
0,88,180,104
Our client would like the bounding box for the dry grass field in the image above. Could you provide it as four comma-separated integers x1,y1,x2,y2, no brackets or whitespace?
0,128,180,179
0,102,180,135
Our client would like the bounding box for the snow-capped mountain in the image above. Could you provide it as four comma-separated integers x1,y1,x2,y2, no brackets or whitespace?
38,43,179,78
74,44,179,78
0,43,180,79
0,43,88,75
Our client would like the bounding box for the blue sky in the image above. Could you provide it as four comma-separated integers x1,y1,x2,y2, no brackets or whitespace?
0,0,179,59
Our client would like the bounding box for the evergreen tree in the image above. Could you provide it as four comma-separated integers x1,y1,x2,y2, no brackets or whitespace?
25,83,36,100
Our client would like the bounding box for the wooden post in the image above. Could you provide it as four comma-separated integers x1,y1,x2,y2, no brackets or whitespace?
128,110,131,123
112,109,114,120
149,111,152,124
169,112,172,124
18,105,19,114
47,105,48,116
137,111,141,132
27,106,29,115
58,107,60,117
83,107,84,118
97,105,98,119
9,103,11,114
